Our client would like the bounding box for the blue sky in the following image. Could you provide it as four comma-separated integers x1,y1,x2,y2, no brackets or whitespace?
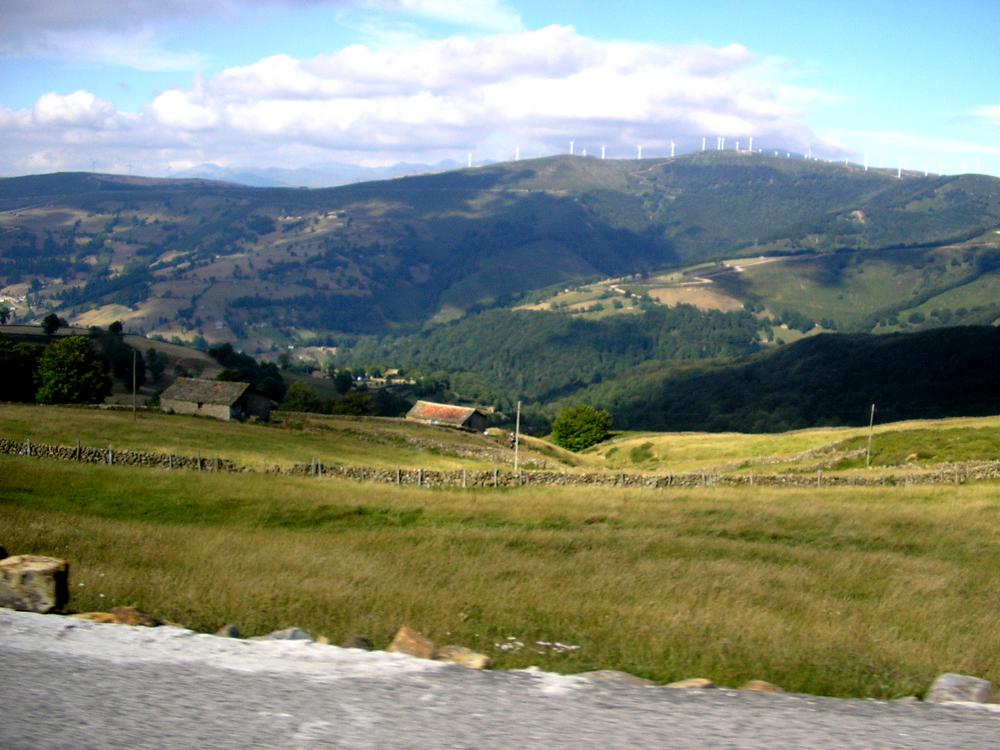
1,0,997,177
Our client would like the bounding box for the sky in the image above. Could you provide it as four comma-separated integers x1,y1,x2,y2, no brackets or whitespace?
0,0,997,178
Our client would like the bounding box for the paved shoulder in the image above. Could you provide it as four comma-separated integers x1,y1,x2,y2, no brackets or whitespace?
2,609,998,749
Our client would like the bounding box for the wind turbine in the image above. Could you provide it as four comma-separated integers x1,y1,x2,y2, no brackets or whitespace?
748,136,753,153
515,146,520,162
467,152,472,168
670,140,675,158
702,136,706,151
601,145,606,160
570,141,575,156
637,145,643,159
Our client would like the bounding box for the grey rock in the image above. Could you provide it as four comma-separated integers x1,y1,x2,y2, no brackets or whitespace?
249,627,313,642
925,673,994,704
0,555,69,613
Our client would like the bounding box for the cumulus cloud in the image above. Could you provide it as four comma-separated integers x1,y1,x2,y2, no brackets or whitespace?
0,25,837,175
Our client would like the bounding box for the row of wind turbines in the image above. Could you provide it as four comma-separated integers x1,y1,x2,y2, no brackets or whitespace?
465,138,989,179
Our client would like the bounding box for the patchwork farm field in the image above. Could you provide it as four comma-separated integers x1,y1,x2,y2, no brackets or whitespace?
2,405,999,699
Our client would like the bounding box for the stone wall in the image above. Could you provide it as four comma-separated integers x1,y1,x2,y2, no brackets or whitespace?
2,436,998,490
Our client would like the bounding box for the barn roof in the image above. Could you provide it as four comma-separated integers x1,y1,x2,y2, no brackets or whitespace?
160,377,250,407
406,400,482,427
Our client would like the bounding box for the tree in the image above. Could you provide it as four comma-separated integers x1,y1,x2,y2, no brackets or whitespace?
331,389,373,416
550,405,613,452
0,306,10,324
145,348,167,383
332,369,354,395
42,313,61,335
0,335,40,401
35,336,111,404
282,382,326,413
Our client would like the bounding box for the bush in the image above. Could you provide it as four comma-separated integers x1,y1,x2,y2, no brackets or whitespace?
550,405,613,452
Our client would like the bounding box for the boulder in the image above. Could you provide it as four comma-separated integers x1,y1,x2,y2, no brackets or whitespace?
342,636,374,651
0,555,70,613
215,623,240,638
111,606,159,627
433,645,492,670
250,627,314,642
665,678,715,689
71,612,118,624
387,625,434,659
578,670,657,687
741,680,783,694
925,673,995,704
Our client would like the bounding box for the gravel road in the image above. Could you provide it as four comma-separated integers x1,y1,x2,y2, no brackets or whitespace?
3,609,998,749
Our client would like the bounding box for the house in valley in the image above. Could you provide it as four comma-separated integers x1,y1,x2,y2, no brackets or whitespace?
405,400,488,432
159,377,274,422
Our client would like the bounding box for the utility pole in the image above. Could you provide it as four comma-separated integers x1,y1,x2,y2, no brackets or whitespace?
865,403,875,468
514,400,521,477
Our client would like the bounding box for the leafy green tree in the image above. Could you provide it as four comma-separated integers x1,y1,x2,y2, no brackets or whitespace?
331,389,374,416
0,335,40,401
282,382,326,413
332,369,354,395
550,405,613,451
145,348,167,383
35,336,111,404
42,313,61,335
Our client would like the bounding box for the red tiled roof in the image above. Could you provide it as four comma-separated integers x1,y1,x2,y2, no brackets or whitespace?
406,400,479,427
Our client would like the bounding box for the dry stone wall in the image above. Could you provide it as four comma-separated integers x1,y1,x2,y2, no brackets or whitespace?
2,437,999,490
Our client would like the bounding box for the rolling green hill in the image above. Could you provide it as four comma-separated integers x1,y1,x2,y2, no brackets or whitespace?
3,153,999,354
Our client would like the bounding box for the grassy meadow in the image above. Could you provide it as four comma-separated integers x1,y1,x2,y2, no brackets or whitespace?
3,441,1000,699
0,403,541,472
3,404,1000,699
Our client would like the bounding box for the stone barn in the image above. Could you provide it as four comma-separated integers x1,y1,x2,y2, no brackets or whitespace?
405,400,488,432
160,378,274,422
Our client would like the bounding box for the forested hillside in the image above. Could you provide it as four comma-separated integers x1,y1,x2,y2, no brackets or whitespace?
562,326,1000,433
337,304,764,415
2,153,999,352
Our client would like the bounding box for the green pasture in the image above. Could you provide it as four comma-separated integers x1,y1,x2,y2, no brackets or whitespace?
2,456,998,700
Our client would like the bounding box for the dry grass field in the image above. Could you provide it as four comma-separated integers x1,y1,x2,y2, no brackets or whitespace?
2,405,999,699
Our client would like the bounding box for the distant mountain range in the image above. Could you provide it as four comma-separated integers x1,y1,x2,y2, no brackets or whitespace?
1,151,998,354
172,160,469,188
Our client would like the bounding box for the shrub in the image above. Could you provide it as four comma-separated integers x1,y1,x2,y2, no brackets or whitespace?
551,405,613,452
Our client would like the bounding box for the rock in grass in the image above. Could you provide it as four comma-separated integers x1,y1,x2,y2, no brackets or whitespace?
71,612,118,624
111,606,160,626
215,624,240,638
925,673,994,704
578,670,657,687
741,680,783,693
250,627,313,642
342,636,374,651
0,555,70,613
70,608,161,626
665,678,715,689
433,645,491,670
387,625,434,659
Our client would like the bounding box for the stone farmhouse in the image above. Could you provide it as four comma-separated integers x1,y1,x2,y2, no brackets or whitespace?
405,400,488,432
159,378,274,422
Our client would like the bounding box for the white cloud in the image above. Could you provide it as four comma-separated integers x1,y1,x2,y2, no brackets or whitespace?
0,25,840,175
